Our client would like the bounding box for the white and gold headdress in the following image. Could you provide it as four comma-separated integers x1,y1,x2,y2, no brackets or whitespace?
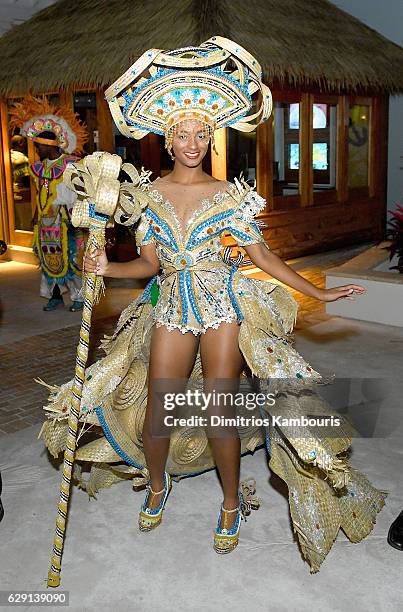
105,36,272,151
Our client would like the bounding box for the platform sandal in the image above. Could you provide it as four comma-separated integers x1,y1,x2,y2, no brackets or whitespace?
138,471,172,532
213,478,260,554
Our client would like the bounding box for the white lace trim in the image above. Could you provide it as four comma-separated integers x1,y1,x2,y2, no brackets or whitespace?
234,190,266,224
153,314,240,336
148,188,231,243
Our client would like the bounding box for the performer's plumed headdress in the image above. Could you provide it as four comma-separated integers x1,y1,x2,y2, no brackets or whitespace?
105,36,272,154
9,95,88,154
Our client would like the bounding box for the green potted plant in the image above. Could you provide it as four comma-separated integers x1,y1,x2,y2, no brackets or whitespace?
384,204,403,273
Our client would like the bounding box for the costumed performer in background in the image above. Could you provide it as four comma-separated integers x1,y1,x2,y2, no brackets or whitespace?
10,96,88,311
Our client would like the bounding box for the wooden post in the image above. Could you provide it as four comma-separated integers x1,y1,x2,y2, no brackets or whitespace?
0,98,16,243
211,128,226,180
256,116,273,207
59,89,73,109
27,139,37,217
96,89,114,153
140,133,161,178
300,93,313,207
0,99,9,244
336,95,349,202
368,96,388,201
370,95,389,236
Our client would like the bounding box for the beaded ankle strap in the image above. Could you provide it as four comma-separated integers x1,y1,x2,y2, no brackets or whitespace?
221,505,239,513
149,485,165,496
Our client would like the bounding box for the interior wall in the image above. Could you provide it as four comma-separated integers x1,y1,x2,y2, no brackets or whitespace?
331,0,403,213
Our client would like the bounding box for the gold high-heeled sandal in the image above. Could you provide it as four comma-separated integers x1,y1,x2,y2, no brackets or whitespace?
213,504,241,554
138,471,171,532
213,478,260,554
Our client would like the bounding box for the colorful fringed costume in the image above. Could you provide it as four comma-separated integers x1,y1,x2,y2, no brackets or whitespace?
38,37,386,573
30,154,86,298
10,96,88,301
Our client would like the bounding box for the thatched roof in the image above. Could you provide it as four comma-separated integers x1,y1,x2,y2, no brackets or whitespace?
0,0,403,96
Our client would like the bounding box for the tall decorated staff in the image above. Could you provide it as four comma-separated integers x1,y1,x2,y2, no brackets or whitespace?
46,152,152,587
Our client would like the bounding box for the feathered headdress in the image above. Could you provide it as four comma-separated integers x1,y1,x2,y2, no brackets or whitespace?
9,95,88,154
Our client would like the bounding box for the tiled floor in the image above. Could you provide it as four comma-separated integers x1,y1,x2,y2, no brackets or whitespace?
2,242,402,611
0,242,371,435
0,316,118,435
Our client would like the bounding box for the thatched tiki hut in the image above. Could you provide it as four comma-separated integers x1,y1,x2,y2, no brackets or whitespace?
1,0,403,262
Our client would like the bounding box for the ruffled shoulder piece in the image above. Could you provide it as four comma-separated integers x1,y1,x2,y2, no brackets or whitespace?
227,176,267,223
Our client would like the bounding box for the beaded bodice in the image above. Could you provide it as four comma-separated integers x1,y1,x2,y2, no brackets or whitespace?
136,180,268,335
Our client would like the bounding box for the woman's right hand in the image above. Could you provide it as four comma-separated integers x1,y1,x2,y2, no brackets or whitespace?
83,248,109,276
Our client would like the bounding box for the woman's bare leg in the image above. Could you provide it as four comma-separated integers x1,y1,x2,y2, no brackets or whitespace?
142,324,199,508
199,322,245,525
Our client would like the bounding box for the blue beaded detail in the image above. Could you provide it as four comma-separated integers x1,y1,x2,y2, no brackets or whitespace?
178,271,188,325
228,226,258,245
227,266,244,322
187,209,234,248
89,202,109,222
185,270,203,325
173,251,195,270
121,66,251,136
143,225,154,243
147,208,179,252
95,406,144,469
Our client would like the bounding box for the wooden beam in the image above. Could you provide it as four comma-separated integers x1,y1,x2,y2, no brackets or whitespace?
211,127,226,180
96,89,114,153
59,89,73,109
0,105,8,243
368,96,388,201
27,139,37,217
336,95,349,202
140,133,161,178
256,116,272,206
0,98,16,244
300,93,313,206
378,95,389,201
368,99,375,198
370,95,389,236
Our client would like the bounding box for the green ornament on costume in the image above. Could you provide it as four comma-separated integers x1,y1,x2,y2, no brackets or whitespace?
150,279,160,306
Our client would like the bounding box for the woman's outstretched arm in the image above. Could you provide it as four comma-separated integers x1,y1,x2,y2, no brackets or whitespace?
84,243,160,279
244,243,365,302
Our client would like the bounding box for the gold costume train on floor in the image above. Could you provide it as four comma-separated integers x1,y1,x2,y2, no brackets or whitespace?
39,232,386,573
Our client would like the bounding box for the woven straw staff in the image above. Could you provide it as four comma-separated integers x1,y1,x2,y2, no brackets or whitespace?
46,152,149,587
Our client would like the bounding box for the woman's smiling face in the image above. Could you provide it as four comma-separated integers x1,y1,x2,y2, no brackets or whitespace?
171,120,211,167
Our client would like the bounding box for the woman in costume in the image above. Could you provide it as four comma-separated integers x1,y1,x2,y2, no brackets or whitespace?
10,96,87,311
40,37,386,572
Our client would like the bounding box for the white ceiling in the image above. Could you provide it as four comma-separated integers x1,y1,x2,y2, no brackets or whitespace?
0,0,57,36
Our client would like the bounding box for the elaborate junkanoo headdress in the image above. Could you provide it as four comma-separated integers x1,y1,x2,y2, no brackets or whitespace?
105,36,272,156
10,95,87,154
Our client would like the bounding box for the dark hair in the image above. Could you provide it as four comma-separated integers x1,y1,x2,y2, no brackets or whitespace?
37,130,57,140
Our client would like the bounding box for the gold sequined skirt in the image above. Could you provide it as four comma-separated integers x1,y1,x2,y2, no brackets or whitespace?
39,271,387,573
